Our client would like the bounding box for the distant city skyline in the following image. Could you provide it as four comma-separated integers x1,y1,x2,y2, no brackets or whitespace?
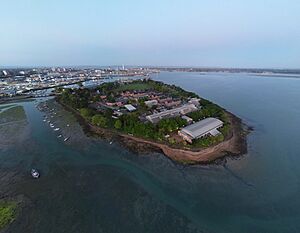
1,0,300,68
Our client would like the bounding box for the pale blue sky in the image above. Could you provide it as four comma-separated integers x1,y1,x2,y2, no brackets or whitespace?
1,0,299,68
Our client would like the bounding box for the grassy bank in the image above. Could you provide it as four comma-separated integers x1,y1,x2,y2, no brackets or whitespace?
0,200,18,230
0,106,26,124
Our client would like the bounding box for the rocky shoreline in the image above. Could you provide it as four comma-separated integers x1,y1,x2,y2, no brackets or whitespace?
57,98,249,165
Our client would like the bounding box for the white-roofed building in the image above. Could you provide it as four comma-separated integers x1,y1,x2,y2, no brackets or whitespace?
181,115,193,124
124,104,136,112
188,97,201,106
178,117,223,143
144,99,158,108
146,104,198,123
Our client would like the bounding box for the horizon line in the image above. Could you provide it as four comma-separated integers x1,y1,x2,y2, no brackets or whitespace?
1,65,300,71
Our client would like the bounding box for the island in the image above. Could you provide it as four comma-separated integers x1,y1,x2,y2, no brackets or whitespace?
56,78,248,164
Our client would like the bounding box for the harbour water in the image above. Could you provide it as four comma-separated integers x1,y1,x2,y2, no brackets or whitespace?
1,72,300,233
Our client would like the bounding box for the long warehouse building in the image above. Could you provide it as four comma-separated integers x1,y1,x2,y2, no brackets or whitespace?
179,117,223,143
146,104,198,123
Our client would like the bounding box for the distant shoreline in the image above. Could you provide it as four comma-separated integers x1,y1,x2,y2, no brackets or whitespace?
0,95,33,105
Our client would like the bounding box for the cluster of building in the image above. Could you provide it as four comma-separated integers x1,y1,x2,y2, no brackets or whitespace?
92,82,224,143
94,85,200,118
1,66,225,144
0,67,158,98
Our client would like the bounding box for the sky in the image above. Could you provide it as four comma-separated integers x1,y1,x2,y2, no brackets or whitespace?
0,0,300,68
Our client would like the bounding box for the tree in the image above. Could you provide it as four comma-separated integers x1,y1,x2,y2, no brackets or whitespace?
80,108,93,120
114,119,122,129
92,114,107,128
107,94,116,103
157,117,187,134
104,108,113,118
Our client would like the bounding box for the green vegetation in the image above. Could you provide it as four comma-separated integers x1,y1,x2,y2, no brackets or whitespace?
0,201,18,230
92,114,108,128
119,113,162,140
157,117,187,134
60,88,91,109
219,122,230,138
187,99,224,121
0,106,26,124
57,79,231,149
79,108,94,120
116,82,152,91
114,119,122,129
191,134,224,148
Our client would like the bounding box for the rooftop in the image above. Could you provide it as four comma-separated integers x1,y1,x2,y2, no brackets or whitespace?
146,104,197,123
180,117,223,139
124,104,136,112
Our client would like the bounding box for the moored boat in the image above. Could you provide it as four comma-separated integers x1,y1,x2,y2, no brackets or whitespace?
31,169,40,178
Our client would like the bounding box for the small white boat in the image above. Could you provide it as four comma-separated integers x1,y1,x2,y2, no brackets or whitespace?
31,169,40,179
110,141,113,145
66,124,70,127
57,134,62,138
64,137,70,142
43,119,46,122
54,128,60,131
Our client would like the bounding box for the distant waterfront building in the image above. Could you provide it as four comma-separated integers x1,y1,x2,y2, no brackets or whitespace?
178,117,223,143
146,104,197,123
1,89,17,97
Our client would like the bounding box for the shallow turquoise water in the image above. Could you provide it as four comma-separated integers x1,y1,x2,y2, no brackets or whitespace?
1,72,300,233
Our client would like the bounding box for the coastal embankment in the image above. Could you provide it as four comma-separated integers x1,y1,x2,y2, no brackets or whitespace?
119,112,248,164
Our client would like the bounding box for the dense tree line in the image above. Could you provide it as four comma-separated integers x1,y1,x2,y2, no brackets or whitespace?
116,114,188,140
59,88,90,109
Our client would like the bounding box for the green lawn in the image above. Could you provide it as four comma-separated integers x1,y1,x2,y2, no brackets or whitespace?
190,134,225,148
0,201,17,230
116,82,152,91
